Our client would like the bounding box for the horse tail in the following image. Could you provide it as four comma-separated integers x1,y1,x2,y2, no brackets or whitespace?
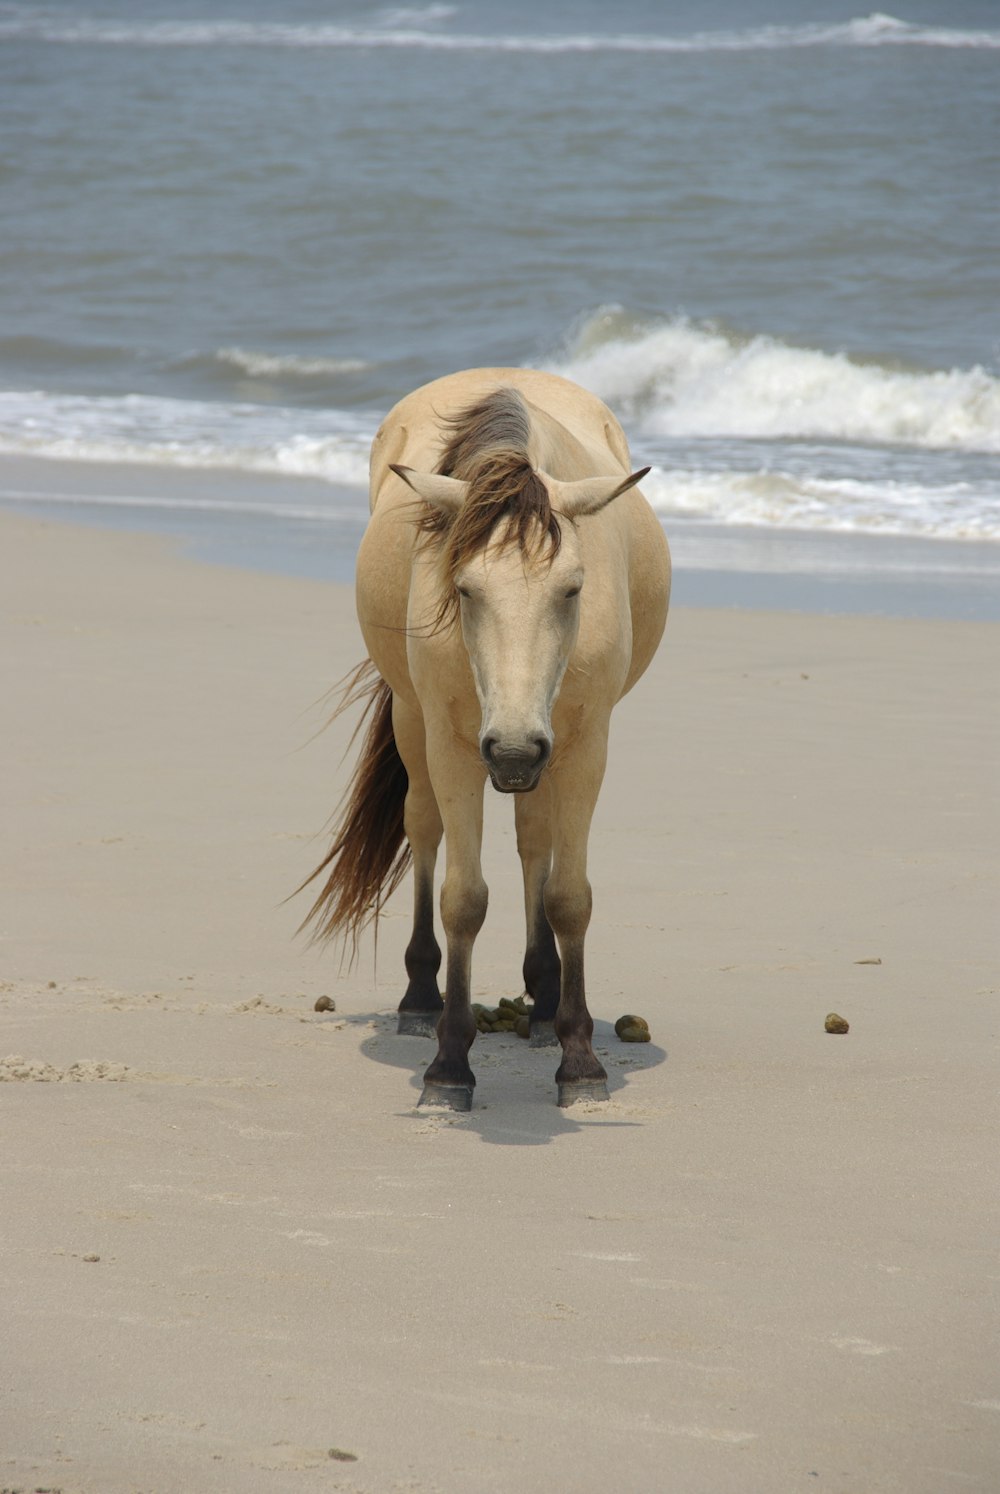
296,660,411,957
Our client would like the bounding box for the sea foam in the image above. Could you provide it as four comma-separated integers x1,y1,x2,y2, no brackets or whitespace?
0,389,374,488
2,11,997,53
2,313,999,544
213,348,371,380
545,311,1000,455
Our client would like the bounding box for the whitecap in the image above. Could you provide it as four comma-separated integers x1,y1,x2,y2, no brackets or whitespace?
544,310,1000,455
213,347,371,380
2,12,997,54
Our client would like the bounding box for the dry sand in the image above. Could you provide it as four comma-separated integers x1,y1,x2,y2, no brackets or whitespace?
2,510,998,1493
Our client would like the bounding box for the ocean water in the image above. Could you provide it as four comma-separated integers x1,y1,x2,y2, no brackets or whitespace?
1,0,999,613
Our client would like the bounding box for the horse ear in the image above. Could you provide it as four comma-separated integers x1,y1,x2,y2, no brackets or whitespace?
390,464,468,516
546,467,651,519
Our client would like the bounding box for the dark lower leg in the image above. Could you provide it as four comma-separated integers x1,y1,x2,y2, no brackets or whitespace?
553,941,607,1095
398,875,442,1019
420,864,486,1109
515,794,561,1030
422,941,477,1096
523,897,561,1022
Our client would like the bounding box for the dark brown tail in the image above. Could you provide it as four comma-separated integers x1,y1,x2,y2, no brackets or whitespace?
296,659,411,958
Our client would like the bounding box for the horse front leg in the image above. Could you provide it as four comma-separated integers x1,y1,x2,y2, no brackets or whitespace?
394,699,444,1038
545,742,610,1107
419,747,487,1111
514,784,561,1047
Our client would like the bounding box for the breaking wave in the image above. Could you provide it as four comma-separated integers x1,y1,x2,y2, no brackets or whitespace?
211,348,371,380
1,11,997,53
544,309,1000,454
2,309,999,542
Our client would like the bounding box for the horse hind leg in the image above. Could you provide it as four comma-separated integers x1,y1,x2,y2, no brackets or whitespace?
514,787,561,1048
393,701,445,1038
397,838,443,1038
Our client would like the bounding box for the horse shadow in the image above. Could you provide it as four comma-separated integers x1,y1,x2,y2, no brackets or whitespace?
348,1013,667,1146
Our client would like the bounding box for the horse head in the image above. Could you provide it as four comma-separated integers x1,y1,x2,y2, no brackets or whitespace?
391,461,649,793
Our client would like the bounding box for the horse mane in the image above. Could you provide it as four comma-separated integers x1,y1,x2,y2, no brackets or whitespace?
417,388,562,630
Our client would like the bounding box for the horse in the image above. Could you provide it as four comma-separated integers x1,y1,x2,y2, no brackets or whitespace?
302,368,671,1110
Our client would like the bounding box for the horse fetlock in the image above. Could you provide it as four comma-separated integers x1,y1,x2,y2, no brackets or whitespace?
555,1049,608,1088
554,1021,605,1087
399,967,443,1007
404,929,442,982
423,1051,476,1094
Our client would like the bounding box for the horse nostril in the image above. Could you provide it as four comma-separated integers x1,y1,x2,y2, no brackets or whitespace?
481,735,498,765
532,737,550,766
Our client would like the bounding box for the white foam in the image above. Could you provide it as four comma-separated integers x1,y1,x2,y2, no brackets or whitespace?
376,4,458,26
2,367,998,544
2,12,997,53
0,389,373,488
214,347,370,379
641,467,1000,542
545,311,1000,454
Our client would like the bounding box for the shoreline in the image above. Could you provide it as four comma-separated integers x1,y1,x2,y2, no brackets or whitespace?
3,452,1000,620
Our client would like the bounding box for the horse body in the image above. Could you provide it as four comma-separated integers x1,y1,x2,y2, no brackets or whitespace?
308,367,670,1109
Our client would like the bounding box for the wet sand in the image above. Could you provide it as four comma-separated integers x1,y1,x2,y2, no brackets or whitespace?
2,511,998,1493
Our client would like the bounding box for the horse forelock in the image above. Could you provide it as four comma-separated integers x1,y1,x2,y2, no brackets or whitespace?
417,390,563,629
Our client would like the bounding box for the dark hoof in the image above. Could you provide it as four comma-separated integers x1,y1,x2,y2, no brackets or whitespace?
557,1079,610,1108
397,1012,439,1038
418,1083,473,1112
529,1020,558,1048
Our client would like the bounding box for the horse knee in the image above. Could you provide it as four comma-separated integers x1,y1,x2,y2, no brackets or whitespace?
441,874,488,940
543,878,592,942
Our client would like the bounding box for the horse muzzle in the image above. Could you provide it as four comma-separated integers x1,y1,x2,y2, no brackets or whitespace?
481,736,551,794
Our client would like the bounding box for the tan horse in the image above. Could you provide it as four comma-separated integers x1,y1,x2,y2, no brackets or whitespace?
303,368,670,1109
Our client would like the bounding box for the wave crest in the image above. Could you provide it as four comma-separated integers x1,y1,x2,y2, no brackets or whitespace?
544,310,1000,454
213,347,371,380
1,11,997,53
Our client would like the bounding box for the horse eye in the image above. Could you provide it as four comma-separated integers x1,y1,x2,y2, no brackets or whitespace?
456,585,471,599
564,585,581,599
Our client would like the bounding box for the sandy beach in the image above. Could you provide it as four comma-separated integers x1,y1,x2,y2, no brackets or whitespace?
2,509,998,1493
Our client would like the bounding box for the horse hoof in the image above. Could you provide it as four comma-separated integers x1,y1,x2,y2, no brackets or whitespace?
418,1083,473,1112
397,1012,439,1038
557,1079,610,1107
529,1021,558,1048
